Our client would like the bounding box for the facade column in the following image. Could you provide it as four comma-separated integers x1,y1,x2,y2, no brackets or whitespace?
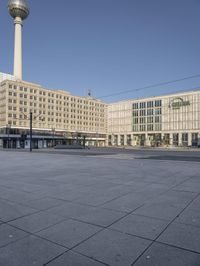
198,132,200,146
124,135,127,146
131,135,136,146
117,134,121,146
14,17,23,79
105,136,109,147
188,133,192,147
161,133,164,146
169,133,173,145
145,133,150,146
178,133,182,146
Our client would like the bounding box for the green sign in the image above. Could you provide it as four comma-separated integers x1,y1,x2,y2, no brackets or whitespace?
169,97,190,110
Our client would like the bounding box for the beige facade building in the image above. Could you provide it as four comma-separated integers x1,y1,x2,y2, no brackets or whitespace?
0,78,107,148
1,73,200,149
108,90,200,147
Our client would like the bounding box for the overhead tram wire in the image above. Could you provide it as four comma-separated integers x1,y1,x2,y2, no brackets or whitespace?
97,73,200,99
104,85,200,113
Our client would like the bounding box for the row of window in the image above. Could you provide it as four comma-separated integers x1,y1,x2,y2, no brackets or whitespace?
8,85,104,107
133,100,162,110
8,111,104,121
9,94,104,110
8,120,105,129
133,124,162,132
8,105,104,118
133,116,161,124
7,114,102,126
133,108,162,116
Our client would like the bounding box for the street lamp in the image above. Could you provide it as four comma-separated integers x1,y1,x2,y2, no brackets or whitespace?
19,111,44,152
30,112,33,152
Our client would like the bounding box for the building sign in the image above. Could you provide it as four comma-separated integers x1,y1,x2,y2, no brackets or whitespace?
169,97,190,110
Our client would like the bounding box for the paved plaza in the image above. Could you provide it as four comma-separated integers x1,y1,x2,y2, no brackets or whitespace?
0,149,200,265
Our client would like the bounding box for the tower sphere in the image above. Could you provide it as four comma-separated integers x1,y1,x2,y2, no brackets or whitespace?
8,0,29,20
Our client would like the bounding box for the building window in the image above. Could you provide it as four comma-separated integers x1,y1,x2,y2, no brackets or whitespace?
147,124,154,131
139,102,146,109
147,117,153,123
133,118,139,124
140,125,146,131
147,109,153,116
155,108,161,115
147,101,154,108
140,110,146,116
155,100,162,107
133,111,139,117
133,103,139,109
140,117,146,124
155,116,161,123
133,125,139,132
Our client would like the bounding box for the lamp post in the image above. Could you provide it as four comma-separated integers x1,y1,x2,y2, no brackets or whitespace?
19,111,44,152
29,112,32,152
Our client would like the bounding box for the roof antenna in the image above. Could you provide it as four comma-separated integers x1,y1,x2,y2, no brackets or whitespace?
88,89,91,97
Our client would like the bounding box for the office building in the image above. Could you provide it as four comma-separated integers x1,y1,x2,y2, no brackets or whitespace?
0,77,107,148
108,90,200,147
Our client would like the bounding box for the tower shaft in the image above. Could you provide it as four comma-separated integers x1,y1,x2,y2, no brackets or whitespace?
13,16,23,80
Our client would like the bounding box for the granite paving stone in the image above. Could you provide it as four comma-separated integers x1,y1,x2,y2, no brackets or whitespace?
74,192,126,207
0,189,43,204
174,180,200,193
21,197,66,211
47,250,105,266
48,189,88,201
187,195,200,210
158,222,200,253
75,207,126,227
0,150,200,266
37,219,101,248
133,202,184,221
175,207,200,227
134,242,200,266
110,213,169,240
0,224,28,248
0,235,66,266
8,211,66,233
150,190,198,207
101,193,146,213
45,202,97,219
74,229,151,266
0,199,38,222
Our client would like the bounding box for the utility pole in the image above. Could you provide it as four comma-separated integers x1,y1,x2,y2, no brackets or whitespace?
30,112,33,152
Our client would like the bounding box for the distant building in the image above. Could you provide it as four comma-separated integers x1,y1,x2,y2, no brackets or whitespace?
107,90,200,147
0,78,107,149
0,72,16,83
1,72,200,149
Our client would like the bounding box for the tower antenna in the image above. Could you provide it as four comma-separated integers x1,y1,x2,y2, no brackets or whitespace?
8,0,30,80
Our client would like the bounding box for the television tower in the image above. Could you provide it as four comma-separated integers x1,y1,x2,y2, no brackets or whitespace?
8,0,29,80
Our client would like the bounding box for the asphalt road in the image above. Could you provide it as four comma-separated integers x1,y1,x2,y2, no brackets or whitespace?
5,146,200,162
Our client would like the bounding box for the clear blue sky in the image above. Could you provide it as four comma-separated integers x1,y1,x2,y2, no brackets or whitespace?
0,0,200,102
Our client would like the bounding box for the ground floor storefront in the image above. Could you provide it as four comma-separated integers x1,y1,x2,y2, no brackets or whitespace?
0,129,106,149
0,136,106,149
108,132,200,147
